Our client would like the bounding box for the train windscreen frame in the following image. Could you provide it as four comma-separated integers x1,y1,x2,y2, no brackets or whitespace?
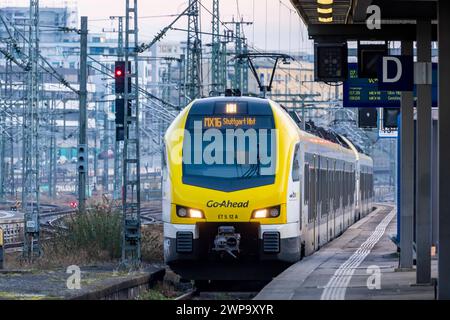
182,99,277,192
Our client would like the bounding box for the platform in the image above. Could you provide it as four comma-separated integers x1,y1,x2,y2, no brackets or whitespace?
0,264,165,300
255,204,437,300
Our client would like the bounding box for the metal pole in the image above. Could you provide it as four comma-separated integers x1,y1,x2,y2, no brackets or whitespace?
438,0,450,300
399,40,414,270
93,103,98,193
234,19,242,92
0,118,5,201
243,41,249,95
103,106,109,192
186,0,202,100
22,0,41,260
211,0,221,95
78,16,88,213
122,0,141,268
416,19,432,285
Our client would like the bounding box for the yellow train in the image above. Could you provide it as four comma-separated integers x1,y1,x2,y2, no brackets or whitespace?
163,97,374,280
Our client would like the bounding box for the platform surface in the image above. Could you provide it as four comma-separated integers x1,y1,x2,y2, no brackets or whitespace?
0,211,23,224
255,204,436,300
0,264,164,300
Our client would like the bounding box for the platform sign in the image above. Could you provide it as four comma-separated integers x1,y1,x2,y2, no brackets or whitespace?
378,56,414,92
344,63,438,108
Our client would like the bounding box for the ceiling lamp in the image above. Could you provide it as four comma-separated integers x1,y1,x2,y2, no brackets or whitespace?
318,17,333,23
317,0,333,23
317,7,333,14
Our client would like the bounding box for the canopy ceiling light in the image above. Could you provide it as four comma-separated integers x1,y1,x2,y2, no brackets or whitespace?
317,0,333,23
318,16,333,23
317,0,333,4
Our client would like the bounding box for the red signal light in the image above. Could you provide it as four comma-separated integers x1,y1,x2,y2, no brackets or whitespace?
115,69,123,77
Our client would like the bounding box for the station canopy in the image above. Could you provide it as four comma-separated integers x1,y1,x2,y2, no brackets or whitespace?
290,0,437,26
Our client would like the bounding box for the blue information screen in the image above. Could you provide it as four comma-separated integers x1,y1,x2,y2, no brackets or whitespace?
343,63,437,108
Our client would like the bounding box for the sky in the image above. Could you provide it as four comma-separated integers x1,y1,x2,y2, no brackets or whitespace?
0,0,312,52
78,0,311,52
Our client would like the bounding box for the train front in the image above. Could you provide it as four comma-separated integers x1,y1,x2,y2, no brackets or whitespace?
162,97,299,280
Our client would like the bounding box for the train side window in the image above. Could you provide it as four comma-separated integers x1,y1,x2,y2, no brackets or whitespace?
304,164,310,205
292,144,301,182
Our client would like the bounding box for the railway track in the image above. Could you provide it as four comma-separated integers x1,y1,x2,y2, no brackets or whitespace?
173,281,267,301
3,204,163,251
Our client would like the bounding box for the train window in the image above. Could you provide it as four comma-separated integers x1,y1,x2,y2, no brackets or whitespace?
333,171,337,210
292,144,301,182
304,164,310,205
308,167,315,223
323,169,329,216
318,169,322,208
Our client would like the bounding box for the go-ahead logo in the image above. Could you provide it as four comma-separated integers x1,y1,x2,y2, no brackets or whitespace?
207,200,249,208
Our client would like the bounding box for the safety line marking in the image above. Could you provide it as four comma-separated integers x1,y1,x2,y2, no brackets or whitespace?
321,209,396,300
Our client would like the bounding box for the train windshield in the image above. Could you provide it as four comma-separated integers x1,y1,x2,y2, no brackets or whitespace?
182,100,277,192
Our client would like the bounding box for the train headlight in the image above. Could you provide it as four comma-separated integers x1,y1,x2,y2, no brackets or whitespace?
177,207,188,217
253,209,269,219
176,206,204,219
252,206,281,219
189,209,204,219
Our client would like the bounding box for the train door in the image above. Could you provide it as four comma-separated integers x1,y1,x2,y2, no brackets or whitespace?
326,159,330,244
342,165,345,230
333,161,337,240
291,144,301,229
314,155,319,251
309,156,317,252
303,161,309,256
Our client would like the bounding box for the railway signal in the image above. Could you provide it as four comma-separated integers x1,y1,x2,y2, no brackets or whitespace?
115,61,131,94
77,144,87,174
115,98,131,127
115,61,125,94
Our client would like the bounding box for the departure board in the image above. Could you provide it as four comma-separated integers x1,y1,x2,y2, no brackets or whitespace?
343,63,401,108
343,63,438,108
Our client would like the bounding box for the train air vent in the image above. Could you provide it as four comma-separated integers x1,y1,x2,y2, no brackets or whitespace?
263,232,280,253
176,232,193,253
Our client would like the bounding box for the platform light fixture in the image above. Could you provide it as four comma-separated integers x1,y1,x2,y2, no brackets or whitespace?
317,0,333,23
317,7,333,14
318,17,333,23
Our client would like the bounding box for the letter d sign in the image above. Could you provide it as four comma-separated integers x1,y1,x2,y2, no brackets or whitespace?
383,57,402,83
378,55,414,91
